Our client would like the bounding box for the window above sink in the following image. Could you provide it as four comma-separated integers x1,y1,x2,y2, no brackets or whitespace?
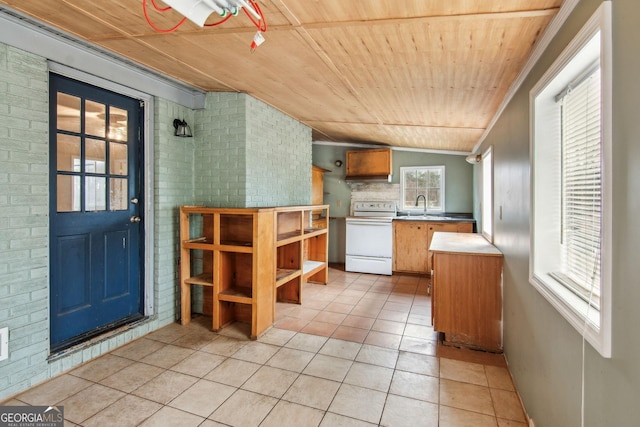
400,165,445,214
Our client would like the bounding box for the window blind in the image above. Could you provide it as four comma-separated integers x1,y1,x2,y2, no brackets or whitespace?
557,66,602,308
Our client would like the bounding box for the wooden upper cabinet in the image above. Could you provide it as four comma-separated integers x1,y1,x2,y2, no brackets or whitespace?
345,148,392,180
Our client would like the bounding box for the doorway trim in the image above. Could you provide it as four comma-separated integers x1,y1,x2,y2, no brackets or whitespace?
49,62,156,318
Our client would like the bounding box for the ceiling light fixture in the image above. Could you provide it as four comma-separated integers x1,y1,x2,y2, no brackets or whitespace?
143,0,267,50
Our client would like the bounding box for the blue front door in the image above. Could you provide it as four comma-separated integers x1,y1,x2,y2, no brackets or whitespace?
49,74,144,351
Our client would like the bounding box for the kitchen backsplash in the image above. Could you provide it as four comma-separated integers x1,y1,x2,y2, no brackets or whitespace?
348,182,401,214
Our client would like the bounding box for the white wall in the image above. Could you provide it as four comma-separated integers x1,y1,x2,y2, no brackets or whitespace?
476,0,640,425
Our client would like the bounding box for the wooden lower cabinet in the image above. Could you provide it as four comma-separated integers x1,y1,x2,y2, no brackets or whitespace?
393,220,474,274
394,221,429,273
430,232,503,352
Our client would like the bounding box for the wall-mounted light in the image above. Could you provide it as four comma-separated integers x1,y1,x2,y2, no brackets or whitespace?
173,119,193,138
465,154,481,164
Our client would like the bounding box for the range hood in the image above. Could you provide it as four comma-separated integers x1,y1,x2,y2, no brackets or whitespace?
345,148,392,182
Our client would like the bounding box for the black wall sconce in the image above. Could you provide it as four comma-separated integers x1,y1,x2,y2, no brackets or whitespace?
173,119,193,137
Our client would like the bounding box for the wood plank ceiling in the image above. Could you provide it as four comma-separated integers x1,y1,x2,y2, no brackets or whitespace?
0,0,562,152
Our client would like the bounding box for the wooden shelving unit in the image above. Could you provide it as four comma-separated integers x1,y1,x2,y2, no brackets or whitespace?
179,204,329,339
179,206,275,339
274,205,329,306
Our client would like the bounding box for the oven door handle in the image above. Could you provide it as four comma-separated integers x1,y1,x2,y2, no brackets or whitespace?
347,220,392,226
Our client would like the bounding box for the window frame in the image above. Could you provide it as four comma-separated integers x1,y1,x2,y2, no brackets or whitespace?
481,147,493,242
399,165,445,214
529,3,612,358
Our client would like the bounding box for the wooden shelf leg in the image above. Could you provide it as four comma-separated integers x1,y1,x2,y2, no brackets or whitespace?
181,282,191,325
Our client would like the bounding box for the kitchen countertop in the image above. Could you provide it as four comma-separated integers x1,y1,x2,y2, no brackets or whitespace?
429,232,502,256
393,215,475,222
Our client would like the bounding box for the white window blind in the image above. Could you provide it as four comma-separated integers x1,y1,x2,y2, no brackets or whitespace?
556,65,602,309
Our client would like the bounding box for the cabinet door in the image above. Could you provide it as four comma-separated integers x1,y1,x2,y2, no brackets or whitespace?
432,251,503,352
393,221,429,273
346,148,392,177
456,222,473,233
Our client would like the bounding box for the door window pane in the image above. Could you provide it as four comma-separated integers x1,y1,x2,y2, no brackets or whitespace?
85,100,106,137
109,178,128,211
110,142,128,175
57,175,81,212
57,93,81,133
57,134,80,172
85,176,106,211
109,106,128,141
86,139,106,173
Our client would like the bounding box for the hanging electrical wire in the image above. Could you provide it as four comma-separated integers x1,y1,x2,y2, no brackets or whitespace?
142,0,267,50
244,0,267,32
143,0,186,33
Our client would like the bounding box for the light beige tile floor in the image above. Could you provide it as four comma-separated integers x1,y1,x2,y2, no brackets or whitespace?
2,267,528,426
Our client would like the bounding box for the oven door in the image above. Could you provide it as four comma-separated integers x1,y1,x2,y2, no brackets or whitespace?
345,219,393,258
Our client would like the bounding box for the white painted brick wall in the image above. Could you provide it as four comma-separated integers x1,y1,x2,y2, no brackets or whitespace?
154,99,196,324
194,93,312,208
0,43,51,398
194,92,247,207
246,96,312,207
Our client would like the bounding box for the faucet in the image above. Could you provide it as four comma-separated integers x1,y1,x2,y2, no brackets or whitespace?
415,194,427,216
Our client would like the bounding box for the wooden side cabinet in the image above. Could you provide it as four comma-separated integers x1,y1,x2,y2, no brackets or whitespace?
426,222,473,272
430,232,503,352
311,166,329,206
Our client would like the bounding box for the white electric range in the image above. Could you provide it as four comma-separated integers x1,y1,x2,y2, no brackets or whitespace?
345,201,396,275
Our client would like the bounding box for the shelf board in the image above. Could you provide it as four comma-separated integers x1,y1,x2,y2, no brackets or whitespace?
303,228,327,238
185,236,212,244
303,260,325,277
183,237,215,250
184,273,214,286
218,287,253,304
218,244,254,253
277,230,301,241
276,268,301,287
220,239,253,247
